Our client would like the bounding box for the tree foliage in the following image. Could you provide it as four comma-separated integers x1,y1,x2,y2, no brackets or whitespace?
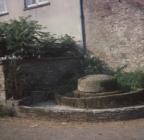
0,17,79,58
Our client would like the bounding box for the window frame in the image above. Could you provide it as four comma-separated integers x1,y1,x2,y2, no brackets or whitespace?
24,0,50,10
0,0,8,16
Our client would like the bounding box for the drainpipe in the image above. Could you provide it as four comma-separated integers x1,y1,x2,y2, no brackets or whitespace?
80,0,87,55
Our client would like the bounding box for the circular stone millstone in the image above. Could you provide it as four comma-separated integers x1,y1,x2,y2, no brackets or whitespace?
78,74,118,93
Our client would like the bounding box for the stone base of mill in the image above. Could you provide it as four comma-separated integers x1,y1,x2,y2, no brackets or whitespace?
57,74,144,109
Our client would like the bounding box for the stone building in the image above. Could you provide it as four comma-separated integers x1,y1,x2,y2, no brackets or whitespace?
84,0,144,71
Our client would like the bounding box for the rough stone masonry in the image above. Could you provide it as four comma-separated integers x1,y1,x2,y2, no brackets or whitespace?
0,65,6,104
84,0,144,71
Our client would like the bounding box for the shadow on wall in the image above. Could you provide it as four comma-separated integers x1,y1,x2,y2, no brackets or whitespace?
83,50,114,75
2,57,83,103
1,54,113,105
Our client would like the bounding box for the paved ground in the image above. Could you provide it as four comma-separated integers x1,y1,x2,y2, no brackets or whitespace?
0,117,144,140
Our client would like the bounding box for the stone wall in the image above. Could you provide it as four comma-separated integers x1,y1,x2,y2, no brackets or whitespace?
0,65,6,104
1,57,82,101
84,0,144,71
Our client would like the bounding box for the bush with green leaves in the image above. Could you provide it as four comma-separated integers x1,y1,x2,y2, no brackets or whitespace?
0,16,79,58
114,66,144,91
83,57,144,91
83,56,112,75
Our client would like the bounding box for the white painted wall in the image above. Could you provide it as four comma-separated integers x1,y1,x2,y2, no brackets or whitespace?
0,0,82,42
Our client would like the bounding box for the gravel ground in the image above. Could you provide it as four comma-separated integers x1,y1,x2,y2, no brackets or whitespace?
0,117,144,140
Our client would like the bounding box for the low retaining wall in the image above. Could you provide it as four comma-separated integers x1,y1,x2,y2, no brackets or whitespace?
18,104,144,122
59,89,144,109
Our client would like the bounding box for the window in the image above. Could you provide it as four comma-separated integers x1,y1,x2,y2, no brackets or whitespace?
25,0,49,8
0,0,8,15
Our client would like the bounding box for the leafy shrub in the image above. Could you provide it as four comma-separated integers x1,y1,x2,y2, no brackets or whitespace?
83,56,112,75
83,57,144,91
39,34,79,57
0,105,16,117
0,16,79,59
114,66,144,90
0,16,42,58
